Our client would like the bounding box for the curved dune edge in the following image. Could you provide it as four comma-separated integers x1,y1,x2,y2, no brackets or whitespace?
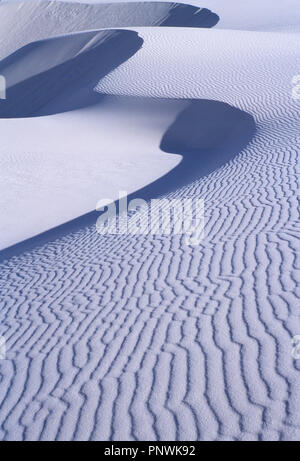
0,28,187,250
0,1,300,443
0,96,256,256
0,26,263,251
0,0,219,59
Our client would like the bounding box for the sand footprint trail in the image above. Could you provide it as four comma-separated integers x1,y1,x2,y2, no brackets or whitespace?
0,0,300,441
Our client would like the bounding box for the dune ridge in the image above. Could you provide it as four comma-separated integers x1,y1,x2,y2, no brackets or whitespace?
0,0,219,59
0,0,300,442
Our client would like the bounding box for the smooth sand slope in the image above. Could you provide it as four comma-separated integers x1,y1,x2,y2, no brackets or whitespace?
0,29,184,249
0,0,300,441
3,0,298,31
0,0,219,59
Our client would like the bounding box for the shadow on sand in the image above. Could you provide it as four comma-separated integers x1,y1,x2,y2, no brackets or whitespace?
0,1,220,118
160,4,219,28
139,99,256,199
0,29,144,118
0,98,256,261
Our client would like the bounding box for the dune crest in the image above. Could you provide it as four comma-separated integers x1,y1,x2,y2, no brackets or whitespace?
0,0,219,59
0,0,300,442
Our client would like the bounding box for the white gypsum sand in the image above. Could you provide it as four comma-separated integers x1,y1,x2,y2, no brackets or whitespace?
0,0,299,441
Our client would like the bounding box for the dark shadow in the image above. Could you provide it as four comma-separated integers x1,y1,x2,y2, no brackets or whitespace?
0,98,256,262
0,1,219,119
154,99,256,196
0,29,143,118
161,4,219,28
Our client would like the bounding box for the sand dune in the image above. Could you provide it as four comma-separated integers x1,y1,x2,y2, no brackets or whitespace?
0,1,219,59
2,0,298,31
0,0,300,442
0,29,144,116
